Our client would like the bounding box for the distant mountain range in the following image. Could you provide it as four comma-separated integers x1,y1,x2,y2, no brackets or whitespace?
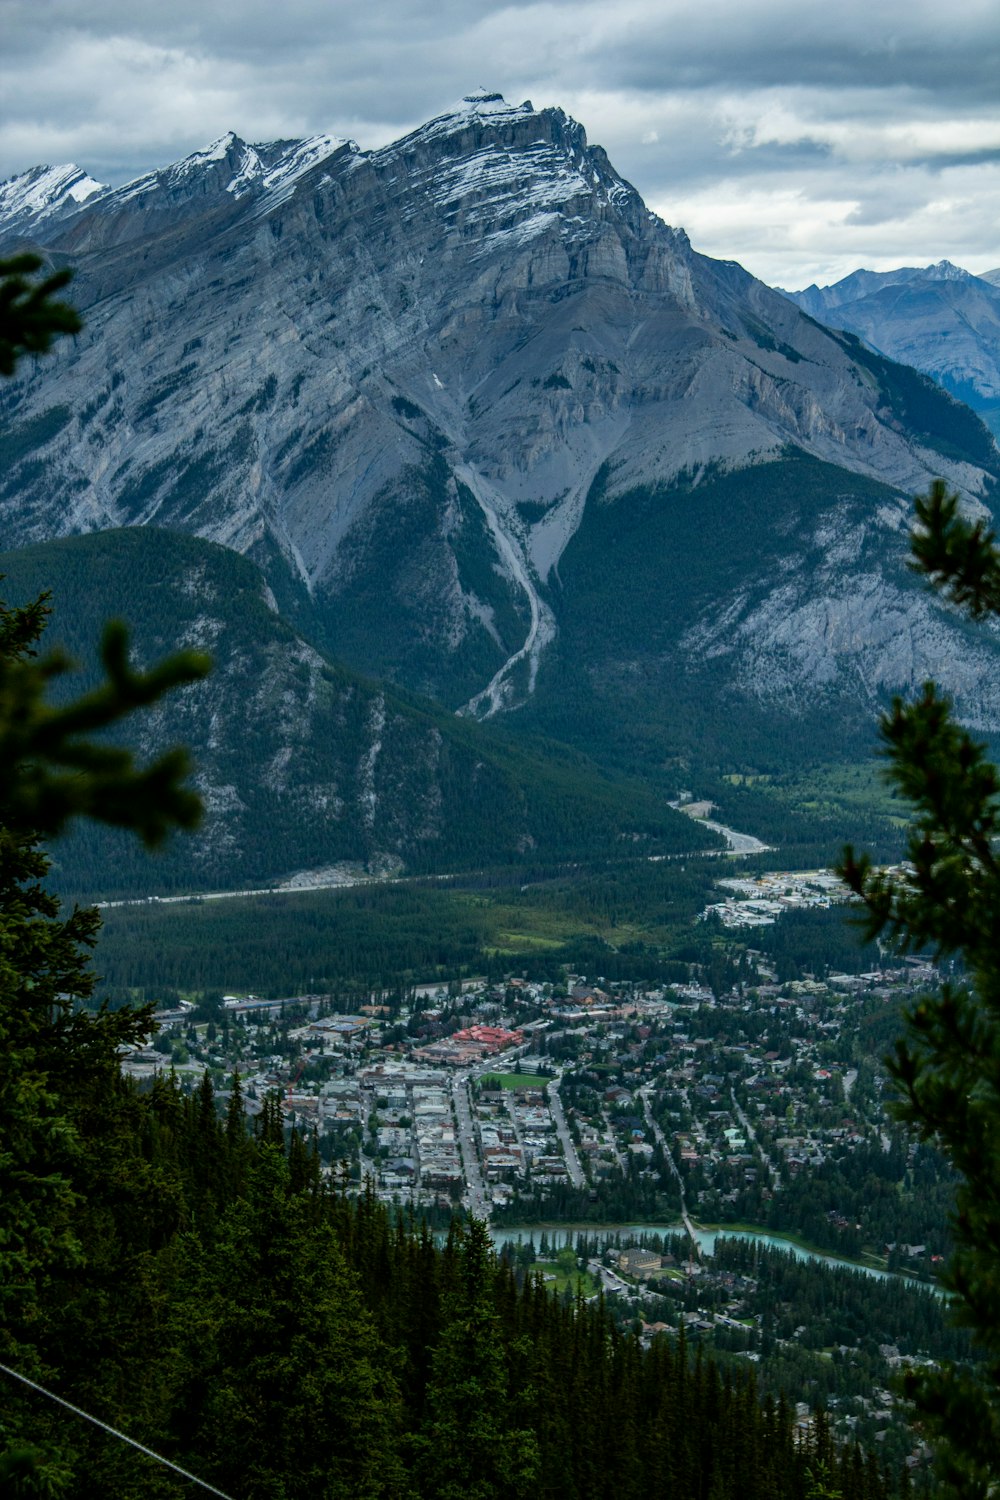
2,91,999,886
784,261,1000,438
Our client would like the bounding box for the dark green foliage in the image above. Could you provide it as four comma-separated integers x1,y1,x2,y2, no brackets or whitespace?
315,454,530,707
237,373,279,415
0,601,208,845
729,1133,956,1267
752,906,888,980
412,1220,539,1499
515,499,553,524
89,853,723,996
0,254,80,376
0,825,142,1352
450,479,528,649
111,453,183,520
742,316,803,362
96,882,496,993
0,404,73,473
283,423,340,487
908,478,1000,621
391,394,424,421
710,1233,968,1373
841,482,1000,1495
131,363,198,425
174,1150,405,1499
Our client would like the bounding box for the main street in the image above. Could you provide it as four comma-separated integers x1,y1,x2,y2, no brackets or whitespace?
451,1072,490,1219
547,1073,586,1188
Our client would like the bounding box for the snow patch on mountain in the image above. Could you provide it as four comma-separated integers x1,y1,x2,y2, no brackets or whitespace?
0,130,351,243
454,463,557,717
424,141,591,216
0,163,105,235
418,92,537,141
252,134,349,212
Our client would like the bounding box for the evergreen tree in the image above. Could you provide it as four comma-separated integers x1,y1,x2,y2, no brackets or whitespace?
0,252,79,375
0,254,209,1491
172,1147,405,1499
842,479,1000,1496
413,1219,540,1500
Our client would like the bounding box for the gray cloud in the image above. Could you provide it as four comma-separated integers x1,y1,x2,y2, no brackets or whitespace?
1,0,998,287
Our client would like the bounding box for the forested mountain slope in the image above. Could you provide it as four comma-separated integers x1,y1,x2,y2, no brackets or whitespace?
0,527,712,898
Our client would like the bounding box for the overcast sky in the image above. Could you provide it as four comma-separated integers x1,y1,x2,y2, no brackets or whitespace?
2,0,998,289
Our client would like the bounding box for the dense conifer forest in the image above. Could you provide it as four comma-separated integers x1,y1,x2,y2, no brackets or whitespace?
89,857,722,996
3,1024,907,1498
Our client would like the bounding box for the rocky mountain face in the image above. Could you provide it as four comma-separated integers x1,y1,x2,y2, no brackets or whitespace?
1,92,999,776
784,261,1000,438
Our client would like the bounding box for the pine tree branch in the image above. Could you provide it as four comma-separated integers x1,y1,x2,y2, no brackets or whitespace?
910,479,1000,621
0,618,210,845
0,254,81,377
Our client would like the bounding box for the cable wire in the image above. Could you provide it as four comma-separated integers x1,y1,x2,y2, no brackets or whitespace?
0,1359,236,1498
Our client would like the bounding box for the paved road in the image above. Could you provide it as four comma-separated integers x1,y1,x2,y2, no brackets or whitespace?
99,804,770,914
730,1088,782,1192
547,1075,586,1187
589,1258,630,1295
588,1257,665,1304
451,1074,490,1219
358,1080,378,1192
600,1108,627,1175
639,1086,702,1259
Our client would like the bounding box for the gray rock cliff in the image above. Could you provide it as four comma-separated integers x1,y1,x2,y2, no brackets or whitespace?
2,93,998,751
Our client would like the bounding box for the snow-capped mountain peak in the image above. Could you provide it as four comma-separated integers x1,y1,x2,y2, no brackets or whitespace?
925,259,975,282
363,90,655,267
0,162,105,237
173,131,242,168
0,130,352,246
437,90,536,125
250,133,349,210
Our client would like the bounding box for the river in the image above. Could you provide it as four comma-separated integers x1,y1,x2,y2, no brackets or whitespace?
490,1221,943,1293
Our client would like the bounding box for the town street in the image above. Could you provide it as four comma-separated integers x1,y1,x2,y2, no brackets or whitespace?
640,1085,701,1259
452,1073,490,1218
547,1074,586,1187
730,1088,782,1192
